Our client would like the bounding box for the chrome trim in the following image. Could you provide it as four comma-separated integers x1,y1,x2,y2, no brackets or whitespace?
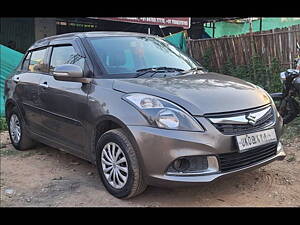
209,115,249,125
208,106,272,125
246,106,272,125
166,156,219,176
53,71,69,76
207,156,219,173
277,141,283,153
39,83,49,88
164,143,285,181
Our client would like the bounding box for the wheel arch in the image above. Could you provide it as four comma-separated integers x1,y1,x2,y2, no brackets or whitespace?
91,115,146,172
5,99,23,120
5,99,16,117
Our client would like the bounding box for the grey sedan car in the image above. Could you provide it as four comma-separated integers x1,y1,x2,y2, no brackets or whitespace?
4,32,286,199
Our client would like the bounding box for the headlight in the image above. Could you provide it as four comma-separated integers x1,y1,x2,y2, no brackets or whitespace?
123,93,204,131
256,85,273,104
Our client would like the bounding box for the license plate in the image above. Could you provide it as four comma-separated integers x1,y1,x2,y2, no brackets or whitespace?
236,128,277,152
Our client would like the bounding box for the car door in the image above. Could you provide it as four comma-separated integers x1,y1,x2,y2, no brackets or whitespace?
37,41,89,154
13,47,49,134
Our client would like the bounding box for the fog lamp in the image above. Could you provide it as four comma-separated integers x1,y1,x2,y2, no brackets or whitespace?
166,156,219,176
173,158,190,172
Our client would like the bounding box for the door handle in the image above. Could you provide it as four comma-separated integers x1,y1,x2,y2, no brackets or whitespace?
39,82,49,88
13,76,20,83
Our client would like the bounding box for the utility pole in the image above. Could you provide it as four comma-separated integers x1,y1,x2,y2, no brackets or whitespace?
248,17,253,34
259,17,263,33
212,20,216,38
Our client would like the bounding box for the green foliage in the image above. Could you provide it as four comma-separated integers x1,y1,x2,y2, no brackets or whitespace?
281,117,300,144
0,117,8,132
204,52,285,93
200,48,216,72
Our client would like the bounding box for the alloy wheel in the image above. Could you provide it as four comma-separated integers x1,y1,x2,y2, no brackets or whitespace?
10,114,21,144
101,142,129,189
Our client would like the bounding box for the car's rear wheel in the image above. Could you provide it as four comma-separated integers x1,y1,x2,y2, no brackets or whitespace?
95,128,147,199
7,106,36,150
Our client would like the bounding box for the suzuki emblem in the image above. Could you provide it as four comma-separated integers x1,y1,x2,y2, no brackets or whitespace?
246,113,258,126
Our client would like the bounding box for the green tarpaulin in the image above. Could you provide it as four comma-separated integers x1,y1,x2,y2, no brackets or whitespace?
163,31,188,53
0,44,24,116
205,17,300,38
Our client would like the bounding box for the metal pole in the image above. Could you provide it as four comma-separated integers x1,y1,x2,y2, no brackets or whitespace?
159,26,165,36
259,17,263,33
249,17,253,33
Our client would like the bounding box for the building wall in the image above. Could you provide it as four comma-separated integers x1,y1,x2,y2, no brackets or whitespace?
0,17,205,54
34,17,57,40
0,17,57,53
0,17,35,53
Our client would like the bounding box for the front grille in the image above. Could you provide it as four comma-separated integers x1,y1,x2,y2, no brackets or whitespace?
218,143,277,172
208,105,275,135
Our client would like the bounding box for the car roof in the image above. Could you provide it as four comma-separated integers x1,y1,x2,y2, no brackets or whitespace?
28,31,159,50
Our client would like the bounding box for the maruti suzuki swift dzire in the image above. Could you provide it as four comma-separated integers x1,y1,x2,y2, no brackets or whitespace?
4,32,286,198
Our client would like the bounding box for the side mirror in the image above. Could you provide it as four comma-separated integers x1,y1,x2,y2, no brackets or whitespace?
53,64,91,83
53,64,83,78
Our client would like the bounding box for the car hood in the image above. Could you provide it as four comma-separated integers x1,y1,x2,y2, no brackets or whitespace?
112,72,271,115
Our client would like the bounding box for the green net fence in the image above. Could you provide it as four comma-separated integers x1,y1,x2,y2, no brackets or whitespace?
163,31,188,53
205,17,300,38
0,44,24,116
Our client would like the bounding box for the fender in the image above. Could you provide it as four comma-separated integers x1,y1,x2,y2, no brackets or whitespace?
90,114,147,172
5,99,24,120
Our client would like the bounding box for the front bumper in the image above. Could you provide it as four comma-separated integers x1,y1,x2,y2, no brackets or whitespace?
127,116,285,187
147,145,285,187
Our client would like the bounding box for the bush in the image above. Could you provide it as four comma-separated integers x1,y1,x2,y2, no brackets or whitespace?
200,50,285,93
0,117,8,132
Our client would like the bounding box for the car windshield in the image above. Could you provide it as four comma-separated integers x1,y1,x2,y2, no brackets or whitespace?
88,36,200,76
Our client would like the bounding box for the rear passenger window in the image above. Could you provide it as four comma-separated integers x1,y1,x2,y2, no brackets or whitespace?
29,48,48,73
50,45,84,72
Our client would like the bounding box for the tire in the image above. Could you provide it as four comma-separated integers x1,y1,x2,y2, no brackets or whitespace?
279,97,299,124
95,128,147,199
7,106,37,150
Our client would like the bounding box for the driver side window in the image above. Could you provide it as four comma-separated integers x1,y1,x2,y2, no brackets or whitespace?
49,45,85,73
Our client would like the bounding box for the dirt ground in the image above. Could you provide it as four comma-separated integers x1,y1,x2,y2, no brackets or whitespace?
1,124,300,207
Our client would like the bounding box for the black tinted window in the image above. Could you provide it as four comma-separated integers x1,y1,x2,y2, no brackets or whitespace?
29,48,48,73
50,45,84,72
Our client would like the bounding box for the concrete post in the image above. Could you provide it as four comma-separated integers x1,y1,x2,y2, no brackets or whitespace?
34,18,57,41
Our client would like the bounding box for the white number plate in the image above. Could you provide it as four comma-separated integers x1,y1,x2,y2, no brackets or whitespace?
236,128,277,152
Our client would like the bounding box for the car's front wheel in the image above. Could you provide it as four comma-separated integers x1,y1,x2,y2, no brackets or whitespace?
95,129,147,199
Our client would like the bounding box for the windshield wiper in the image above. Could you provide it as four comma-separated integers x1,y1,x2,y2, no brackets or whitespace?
135,67,184,78
180,66,206,75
